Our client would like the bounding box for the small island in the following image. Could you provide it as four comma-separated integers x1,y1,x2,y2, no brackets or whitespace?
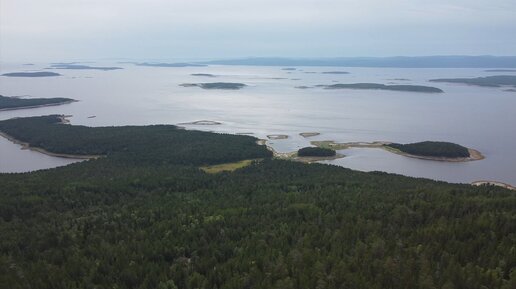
320,83,444,93
2,71,61,77
321,71,350,74
298,147,336,157
282,68,297,71
0,95,76,111
135,62,207,67
267,134,288,140
191,73,216,77
178,120,221,125
300,132,320,137
180,82,247,90
429,75,516,87
311,140,483,162
386,141,470,158
48,64,122,71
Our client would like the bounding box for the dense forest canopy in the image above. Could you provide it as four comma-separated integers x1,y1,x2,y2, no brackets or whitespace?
0,116,514,289
297,147,336,157
0,95,75,110
387,141,471,158
0,115,271,165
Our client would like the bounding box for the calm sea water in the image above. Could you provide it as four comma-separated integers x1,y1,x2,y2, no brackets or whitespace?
1,62,515,185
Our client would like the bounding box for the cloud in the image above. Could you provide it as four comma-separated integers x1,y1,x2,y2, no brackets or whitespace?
1,0,515,61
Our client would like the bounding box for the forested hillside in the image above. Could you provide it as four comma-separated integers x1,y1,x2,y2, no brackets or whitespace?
0,116,515,289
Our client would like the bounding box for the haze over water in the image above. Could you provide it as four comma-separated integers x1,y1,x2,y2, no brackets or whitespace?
1,62,515,186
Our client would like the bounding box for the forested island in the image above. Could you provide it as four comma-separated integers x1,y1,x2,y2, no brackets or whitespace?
0,95,76,111
312,140,483,162
0,115,514,289
298,146,336,157
180,82,247,90
386,141,470,158
135,62,207,67
48,64,122,70
320,83,444,93
430,75,516,87
2,71,61,77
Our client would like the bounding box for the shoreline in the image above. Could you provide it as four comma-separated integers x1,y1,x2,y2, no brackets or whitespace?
178,120,221,125
0,100,77,112
471,181,516,191
257,139,345,163
259,138,513,187
0,131,100,160
311,140,484,162
0,115,101,160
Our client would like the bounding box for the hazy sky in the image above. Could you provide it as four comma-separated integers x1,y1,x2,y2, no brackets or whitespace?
1,0,515,61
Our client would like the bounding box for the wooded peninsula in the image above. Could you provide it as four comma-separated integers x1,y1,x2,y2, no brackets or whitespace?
0,115,513,289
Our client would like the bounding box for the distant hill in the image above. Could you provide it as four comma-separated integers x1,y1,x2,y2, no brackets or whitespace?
201,56,516,68
430,75,516,87
320,83,443,93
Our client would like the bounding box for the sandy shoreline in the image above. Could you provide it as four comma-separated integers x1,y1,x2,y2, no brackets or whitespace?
0,100,77,112
472,181,516,191
0,132,99,160
0,115,101,160
267,134,288,140
300,132,320,138
257,139,345,163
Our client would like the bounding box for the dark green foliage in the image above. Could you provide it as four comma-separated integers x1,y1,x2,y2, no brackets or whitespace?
0,115,271,165
180,82,247,90
387,141,470,158
430,75,516,87
322,83,444,93
298,146,336,157
2,72,61,77
0,95,74,110
0,116,514,289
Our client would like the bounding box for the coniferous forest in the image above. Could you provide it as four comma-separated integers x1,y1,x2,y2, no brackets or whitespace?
0,116,515,289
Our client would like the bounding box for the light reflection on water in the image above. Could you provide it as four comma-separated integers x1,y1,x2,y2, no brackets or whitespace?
0,62,515,185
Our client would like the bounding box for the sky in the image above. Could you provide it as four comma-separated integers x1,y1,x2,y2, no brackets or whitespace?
1,0,516,62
